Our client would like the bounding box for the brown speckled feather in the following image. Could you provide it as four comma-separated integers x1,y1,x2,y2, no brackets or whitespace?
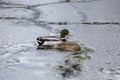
56,42,81,51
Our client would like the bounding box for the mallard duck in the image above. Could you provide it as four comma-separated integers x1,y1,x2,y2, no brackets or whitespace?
37,29,81,51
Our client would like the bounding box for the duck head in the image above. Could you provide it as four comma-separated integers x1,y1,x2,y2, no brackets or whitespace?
60,29,72,38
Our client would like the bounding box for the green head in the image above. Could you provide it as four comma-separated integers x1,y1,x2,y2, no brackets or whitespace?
60,29,72,38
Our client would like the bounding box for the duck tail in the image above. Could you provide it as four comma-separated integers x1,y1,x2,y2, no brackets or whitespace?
37,37,45,46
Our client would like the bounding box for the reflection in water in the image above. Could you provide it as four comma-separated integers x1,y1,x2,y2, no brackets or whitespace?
56,44,94,78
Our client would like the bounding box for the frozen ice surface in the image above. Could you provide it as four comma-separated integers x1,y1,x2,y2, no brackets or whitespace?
0,0,120,80
3,0,61,5
0,8,33,19
38,0,120,22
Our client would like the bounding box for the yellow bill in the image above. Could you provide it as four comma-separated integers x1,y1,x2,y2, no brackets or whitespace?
68,32,73,36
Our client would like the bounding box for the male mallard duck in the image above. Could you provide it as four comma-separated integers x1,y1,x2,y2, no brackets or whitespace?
37,29,81,51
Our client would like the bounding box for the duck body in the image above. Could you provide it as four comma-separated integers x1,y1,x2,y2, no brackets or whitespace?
37,29,81,51
37,39,81,51
56,42,81,51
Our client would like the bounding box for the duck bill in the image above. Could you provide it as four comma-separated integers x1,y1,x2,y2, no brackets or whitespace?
68,32,73,36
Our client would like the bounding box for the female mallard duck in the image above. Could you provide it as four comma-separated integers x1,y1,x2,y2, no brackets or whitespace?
37,29,81,51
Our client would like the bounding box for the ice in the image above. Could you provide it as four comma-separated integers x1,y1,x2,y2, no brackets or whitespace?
0,0,120,80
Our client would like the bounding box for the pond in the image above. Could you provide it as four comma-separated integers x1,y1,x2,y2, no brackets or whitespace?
0,0,120,80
